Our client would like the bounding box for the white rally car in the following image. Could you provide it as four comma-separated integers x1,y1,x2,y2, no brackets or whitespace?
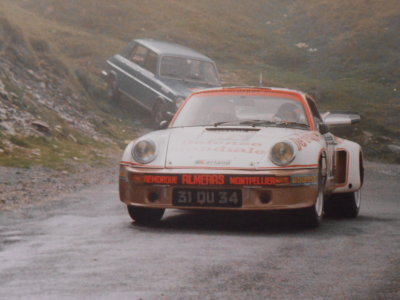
119,87,363,227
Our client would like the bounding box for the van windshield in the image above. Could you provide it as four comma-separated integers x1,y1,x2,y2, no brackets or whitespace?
160,56,219,85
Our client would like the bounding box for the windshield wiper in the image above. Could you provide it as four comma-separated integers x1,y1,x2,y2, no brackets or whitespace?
213,120,242,127
239,119,309,129
213,119,276,127
238,120,277,127
214,119,278,127
213,119,309,129
273,121,310,129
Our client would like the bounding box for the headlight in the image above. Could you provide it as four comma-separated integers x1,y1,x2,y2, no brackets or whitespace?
132,140,157,164
270,141,295,166
175,96,185,109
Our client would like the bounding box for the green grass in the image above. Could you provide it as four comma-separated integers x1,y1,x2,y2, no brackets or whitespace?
9,136,30,148
0,133,114,169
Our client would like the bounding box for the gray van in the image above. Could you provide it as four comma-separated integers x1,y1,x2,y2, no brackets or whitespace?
102,39,220,126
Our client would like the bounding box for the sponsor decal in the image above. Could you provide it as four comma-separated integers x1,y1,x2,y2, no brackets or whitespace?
169,138,268,155
143,175,178,184
289,132,321,151
182,139,262,147
290,175,317,185
182,174,225,185
170,145,267,155
229,176,290,185
130,174,305,186
195,160,231,166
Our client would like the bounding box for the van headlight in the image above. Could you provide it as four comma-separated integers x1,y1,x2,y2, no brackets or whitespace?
270,141,295,166
132,140,157,164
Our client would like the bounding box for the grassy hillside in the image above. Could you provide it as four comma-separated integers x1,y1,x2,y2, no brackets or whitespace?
0,2,142,168
1,0,399,164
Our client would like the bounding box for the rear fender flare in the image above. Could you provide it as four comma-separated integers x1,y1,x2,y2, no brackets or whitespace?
332,140,362,193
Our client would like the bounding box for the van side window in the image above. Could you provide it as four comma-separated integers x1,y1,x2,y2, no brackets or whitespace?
120,41,136,58
144,51,159,74
129,45,148,66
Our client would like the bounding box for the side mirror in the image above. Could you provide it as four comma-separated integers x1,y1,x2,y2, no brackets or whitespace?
319,123,329,134
322,111,361,127
159,120,169,129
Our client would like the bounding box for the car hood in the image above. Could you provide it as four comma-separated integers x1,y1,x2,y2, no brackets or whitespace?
163,126,314,169
159,77,219,98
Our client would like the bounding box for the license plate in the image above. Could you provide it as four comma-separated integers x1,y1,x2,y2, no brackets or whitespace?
173,189,242,207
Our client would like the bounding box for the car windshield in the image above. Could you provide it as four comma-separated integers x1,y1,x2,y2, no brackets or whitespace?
160,56,219,85
172,94,309,128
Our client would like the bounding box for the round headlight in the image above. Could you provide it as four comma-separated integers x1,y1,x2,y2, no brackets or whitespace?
270,141,295,166
132,140,157,164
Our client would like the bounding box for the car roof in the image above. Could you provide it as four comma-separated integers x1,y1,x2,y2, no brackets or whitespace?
189,86,308,99
135,39,214,62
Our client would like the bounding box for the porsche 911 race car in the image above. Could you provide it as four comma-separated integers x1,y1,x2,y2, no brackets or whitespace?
119,87,363,227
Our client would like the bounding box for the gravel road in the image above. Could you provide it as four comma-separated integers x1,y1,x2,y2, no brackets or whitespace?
0,161,399,299
0,156,118,210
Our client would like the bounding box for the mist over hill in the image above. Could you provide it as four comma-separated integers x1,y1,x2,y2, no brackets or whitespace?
1,0,399,165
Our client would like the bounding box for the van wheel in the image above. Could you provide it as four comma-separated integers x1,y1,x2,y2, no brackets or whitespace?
107,79,120,101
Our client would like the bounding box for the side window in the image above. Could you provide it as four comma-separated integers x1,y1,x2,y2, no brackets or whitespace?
143,51,159,74
120,41,136,58
129,45,148,66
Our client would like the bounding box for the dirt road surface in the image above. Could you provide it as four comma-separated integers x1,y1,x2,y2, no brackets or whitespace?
0,162,399,300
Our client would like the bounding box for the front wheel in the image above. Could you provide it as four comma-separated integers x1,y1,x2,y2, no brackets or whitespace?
107,79,120,101
127,205,165,225
302,162,325,227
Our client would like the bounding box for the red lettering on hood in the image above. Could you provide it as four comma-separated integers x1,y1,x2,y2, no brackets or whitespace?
290,132,321,151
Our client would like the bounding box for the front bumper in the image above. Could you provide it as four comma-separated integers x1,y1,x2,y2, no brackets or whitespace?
119,165,319,211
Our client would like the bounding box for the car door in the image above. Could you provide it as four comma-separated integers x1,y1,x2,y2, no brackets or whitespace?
136,50,165,110
121,44,152,108
106,41,136,94
124,45,169,111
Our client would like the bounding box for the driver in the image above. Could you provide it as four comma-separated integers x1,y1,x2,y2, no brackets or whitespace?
275,102,301,123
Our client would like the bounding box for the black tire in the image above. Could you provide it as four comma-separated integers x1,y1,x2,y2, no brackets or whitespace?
302,161,326,228
325,152,362,218
127,205,165,225
107,79,120,101
324,190,361,218
152,101,167,128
